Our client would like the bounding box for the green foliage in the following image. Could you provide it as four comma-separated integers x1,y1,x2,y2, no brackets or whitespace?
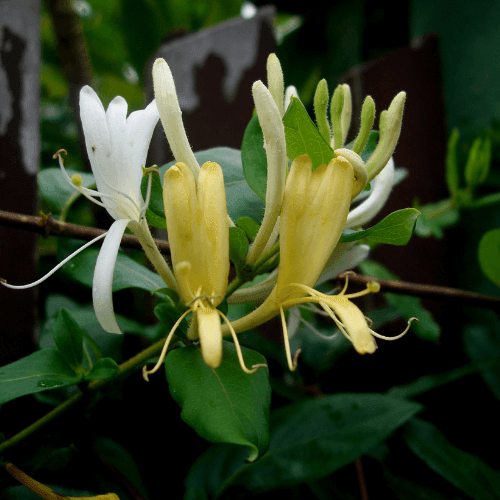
165,342,270,462
0,350,82,405
359,260,441,342
140,170,166,229
228,227,249,277
154,302,189,337
241,115,268,201
478,228,500,288
340,208,420,245
404,419,500,500
283,97,335,168
414,200,459,239
236,217,260,241
51,309,85,372
185,394,421,498
84,358,120,380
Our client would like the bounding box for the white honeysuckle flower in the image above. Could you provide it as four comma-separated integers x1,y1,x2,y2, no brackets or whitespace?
152,58,201,178
346,157,395,229
246,80,287,265
1,86,177,336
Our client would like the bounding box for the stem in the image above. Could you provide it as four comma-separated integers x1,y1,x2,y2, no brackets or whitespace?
225,276,244,300
128,219,177,290
0,209,171,254
0,337,168,454
252,242,280,274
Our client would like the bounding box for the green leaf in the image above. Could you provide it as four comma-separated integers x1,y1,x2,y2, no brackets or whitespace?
38,167,95,214
144,207,166,229
154,302,189,336
283,97,335,169
241,114,267,201
0,349,82,404
339,208,420,245
237,216,260,241
158,148,265,224
84,357,120,380
51,308,84,371
63,248,165,293
229,227,249,275
185,393,421,498
152,287,180,304
2,486,98,499
404,419,500,500
445,128,460,197
465,136,492,188
359,260,441,342
140,170,166,225
478,228,500,288
165,342,270,462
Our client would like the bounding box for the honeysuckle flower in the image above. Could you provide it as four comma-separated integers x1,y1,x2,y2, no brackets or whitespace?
142,161,266,379
226,154,414,369
1,87,177,335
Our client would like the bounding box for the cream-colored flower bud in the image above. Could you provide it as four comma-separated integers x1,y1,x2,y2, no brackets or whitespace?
266,53,284,117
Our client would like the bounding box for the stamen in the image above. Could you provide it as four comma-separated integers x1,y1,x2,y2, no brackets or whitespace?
142,308,191,381
0,232,106,289
279,305,300,371
218,311,267,374
344,281,380,299
369,317,418,340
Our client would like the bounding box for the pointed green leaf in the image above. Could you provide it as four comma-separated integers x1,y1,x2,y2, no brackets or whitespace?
339,208,420,245
359,260,440,342
0,349,82,404
185,393,422,499
144,207,166,229
165,342,270,462
154,302,189,336
237,216,260,241
63,248,165,293
84,357,120,380
241,115,267,201
404,419,500,500
51,308,84,371
283,97,335,168
478,228,500,288
141,170,166,224
229,226,249,275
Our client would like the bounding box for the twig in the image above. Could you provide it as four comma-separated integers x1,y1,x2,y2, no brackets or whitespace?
355,459,369,500
0,210,170,254
343,272,500,311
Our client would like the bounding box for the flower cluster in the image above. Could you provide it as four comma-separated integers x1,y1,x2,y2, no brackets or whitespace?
2,53,414,375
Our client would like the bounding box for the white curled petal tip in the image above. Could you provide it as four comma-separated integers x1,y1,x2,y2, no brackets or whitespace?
346,157,395,229
92,219,130,334
334,148,367,198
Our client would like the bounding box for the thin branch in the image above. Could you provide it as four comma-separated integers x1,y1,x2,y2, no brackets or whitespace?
343,272,500,311
0,209,170,253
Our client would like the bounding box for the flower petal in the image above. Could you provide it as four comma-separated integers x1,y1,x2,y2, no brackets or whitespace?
346,157,395,229
92,219,130,334
80,86,111,181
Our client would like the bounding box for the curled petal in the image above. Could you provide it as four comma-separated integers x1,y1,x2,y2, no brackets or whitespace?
346,157,395,229
93,219,130,334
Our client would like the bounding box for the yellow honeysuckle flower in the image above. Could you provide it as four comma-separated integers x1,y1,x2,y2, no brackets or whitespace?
227,154,415,369
142,162,266,378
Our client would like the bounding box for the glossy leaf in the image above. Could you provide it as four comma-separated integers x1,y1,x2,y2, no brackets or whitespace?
340,208,420,245
0,349,82,405
359,260,440,342
241,114,267,201
165,342,270,462
404,419,500,500
140,170,166,228
185,393,421,498
84,357,120,380
229,227,249,275
414,200,459,239
63,248,165,293
237,217,260,241
478,228,500,288
154,302,189,336
51,308,84,371
283,97,335,168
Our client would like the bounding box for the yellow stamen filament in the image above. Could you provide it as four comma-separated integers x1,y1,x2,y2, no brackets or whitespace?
142,308,191,381
279,306,301,371
218,311,268,374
